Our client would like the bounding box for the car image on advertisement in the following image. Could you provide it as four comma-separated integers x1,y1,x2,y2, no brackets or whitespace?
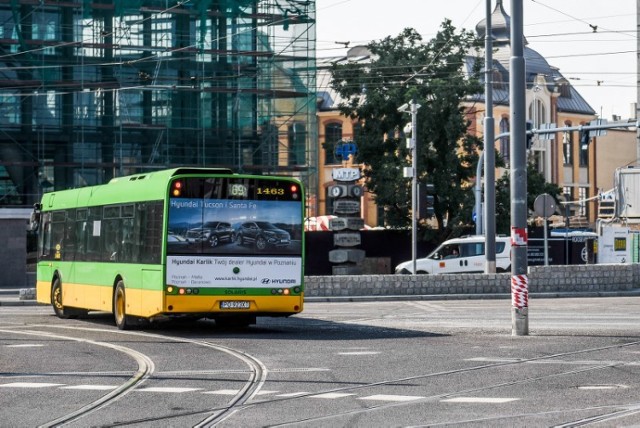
235,221,291,250
185,221,234,247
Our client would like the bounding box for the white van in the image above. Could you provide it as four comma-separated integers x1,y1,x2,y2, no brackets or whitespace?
394,235,512,274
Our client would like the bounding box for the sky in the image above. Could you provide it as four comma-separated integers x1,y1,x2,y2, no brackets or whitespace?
315,0,636,121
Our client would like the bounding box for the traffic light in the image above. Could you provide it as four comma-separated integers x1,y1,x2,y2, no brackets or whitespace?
525,120,533,149
418,183,435,219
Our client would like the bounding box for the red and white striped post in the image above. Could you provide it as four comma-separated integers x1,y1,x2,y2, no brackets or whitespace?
510,226,529,335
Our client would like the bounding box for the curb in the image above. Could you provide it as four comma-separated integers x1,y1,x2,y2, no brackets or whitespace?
4,289,640,307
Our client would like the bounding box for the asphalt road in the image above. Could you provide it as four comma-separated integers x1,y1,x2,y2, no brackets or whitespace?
2,297,640,427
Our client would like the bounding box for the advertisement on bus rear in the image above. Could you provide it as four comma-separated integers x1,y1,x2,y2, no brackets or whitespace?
165,179,303,288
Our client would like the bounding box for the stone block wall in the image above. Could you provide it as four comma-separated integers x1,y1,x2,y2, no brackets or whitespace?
304,264,640,297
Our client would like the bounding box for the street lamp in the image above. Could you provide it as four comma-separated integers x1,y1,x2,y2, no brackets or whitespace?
398,99,421,274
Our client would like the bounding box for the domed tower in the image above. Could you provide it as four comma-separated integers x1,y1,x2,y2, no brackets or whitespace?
465,0,597,225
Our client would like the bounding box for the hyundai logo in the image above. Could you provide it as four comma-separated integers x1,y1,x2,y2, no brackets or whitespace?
261,278,270,284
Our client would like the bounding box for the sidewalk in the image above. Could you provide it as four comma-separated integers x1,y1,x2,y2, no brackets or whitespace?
0,288,39,307
3,287,640,308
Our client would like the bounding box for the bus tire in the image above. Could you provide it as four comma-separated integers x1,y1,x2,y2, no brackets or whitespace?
113,280,136,330
51,278,86,319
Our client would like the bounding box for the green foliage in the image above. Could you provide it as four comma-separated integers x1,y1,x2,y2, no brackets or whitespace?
494,162,562,234
330,23,483,240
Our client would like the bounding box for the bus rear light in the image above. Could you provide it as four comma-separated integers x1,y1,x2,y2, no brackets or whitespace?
293,286,301,293
283,289,290,295
167,286,174,293
179,288,185,295
171,180,183,197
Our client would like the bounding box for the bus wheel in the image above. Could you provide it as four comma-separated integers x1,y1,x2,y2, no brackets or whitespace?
113,281,135,330
51,279,72,319
51,279,87,319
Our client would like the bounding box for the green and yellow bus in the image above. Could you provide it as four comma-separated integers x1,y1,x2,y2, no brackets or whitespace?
33,168,305,329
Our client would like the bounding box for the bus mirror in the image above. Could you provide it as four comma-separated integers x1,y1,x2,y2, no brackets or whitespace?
30,203,41,231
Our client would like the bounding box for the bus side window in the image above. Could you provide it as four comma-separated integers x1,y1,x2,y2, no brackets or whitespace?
103,219,121,262
137,201,163,264
121,218,136,262
86,207,102,262
64,209,76,260
39,213,51,258
50,211,66,260
75,209,88,261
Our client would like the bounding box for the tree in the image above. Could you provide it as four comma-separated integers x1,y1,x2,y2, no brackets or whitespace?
330,23,483,240
494,163,562,234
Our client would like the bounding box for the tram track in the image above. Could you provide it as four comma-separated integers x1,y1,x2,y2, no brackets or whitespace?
4,322,640,426
36,325,268,427
0,328,155,427
248,338,640,427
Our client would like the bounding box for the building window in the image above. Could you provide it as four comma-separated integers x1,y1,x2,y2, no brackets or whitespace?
324,122,342,164
578,187,588,217
0,91,20,124
528,98,546,128
562,130,573,165
288,122,306,166
579,131,590,167
499,117,509,164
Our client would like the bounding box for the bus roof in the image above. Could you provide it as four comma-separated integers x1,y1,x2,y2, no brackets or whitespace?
39,167,235,211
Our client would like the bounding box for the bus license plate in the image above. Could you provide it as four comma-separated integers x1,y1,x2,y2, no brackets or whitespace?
220,301,250,310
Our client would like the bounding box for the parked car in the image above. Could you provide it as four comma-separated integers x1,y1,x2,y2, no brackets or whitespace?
395,235,511,274
235,221,291,250
185,221,234,247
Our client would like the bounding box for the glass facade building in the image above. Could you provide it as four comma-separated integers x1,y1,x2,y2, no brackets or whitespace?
0,0,317,214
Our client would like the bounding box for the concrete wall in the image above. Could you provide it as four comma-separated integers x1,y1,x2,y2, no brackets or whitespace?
305,264,640,297
0,219,27,288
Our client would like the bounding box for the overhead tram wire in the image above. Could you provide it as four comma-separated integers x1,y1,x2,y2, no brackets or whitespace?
0,6,311,97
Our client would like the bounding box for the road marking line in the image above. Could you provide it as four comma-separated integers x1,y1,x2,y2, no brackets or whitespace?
405,301,447,312
137,387,202,393
309,392,356,399
360,394,425,402
578,385,628,390
276,392,309,397
255,390,279,395
5,344,44,348
0,382,65,388
203,389,240,395
337,352,380,356
441,397,519,404
61,385,118,391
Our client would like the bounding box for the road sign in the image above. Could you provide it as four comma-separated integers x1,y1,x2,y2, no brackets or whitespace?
534,193,556,218
329,248,366,263
333,199,360,214
332,168,361,182
329,217,364,231
333,232,361,247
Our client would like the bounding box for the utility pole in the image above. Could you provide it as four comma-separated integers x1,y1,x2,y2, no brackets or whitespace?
509,0,528,336
637,0,640,165
399,99,421,274
484,0,496,274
